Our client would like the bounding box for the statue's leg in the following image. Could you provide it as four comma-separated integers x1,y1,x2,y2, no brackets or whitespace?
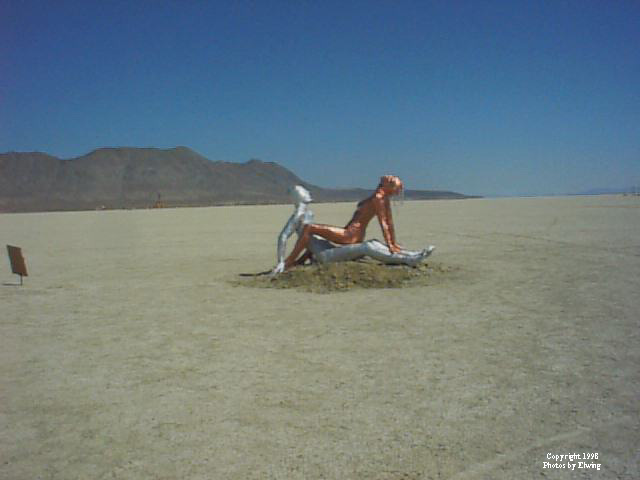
308,235,335,258
315,240,434,266
284,224,356,269
284,227,311,269
367,239,424,256
295,250,313,265
315,243,367,264
362,240,434,267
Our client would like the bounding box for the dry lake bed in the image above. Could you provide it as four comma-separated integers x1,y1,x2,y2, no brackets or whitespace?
1,195,639,479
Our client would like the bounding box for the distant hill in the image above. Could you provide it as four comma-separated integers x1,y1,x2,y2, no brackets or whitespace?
574,186,639,196
0,147,475,213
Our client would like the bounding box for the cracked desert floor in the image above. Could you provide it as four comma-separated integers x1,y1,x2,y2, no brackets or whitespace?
1,195,639,479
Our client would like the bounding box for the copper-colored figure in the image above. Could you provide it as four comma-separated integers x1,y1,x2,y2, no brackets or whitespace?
284,175,405,270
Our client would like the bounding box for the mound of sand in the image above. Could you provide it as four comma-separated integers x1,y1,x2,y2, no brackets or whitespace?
237,260,454,293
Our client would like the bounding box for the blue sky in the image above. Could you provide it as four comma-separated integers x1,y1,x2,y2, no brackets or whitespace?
1,0,638,196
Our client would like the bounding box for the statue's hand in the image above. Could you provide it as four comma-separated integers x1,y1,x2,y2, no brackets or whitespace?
389,244,403,254
272,262,285,275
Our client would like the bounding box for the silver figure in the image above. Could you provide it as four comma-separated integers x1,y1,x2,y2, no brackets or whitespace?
272,185,434,274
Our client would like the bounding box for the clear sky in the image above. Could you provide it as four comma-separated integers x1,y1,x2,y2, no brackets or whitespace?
1,0,638,196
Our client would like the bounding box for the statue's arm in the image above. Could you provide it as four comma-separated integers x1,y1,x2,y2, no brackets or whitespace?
374,196,400,253
273,214,297,273
387,198,398,246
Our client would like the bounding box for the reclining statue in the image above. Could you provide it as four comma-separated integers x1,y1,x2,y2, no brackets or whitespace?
272,178,434,274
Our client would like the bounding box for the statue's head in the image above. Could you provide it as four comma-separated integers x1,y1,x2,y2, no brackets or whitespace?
379,175,404,195
290,185,312,204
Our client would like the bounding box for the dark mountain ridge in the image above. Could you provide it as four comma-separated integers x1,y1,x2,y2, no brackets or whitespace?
0,147,475,213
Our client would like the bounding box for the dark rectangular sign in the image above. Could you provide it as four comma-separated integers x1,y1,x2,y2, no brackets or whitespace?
7,245,28,277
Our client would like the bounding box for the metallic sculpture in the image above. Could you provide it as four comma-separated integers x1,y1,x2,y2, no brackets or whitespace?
272,185,320,274
272,180,434,274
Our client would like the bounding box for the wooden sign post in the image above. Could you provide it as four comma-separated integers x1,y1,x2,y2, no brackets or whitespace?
7,245,28,286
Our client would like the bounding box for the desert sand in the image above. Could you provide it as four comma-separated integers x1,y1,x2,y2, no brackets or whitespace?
1,195,638,479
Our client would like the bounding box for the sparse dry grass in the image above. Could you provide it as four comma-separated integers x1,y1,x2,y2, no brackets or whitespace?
237,260,456,293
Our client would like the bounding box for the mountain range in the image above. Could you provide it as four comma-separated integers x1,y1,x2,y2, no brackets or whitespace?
574,187,640,196
0,147,474,213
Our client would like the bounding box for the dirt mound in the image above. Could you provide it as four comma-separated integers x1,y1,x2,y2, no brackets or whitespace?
237,260,455,293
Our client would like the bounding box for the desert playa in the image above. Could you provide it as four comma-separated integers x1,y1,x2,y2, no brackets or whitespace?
1,195,638,479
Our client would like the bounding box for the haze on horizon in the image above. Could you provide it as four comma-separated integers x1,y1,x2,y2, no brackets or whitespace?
1,1,638,197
